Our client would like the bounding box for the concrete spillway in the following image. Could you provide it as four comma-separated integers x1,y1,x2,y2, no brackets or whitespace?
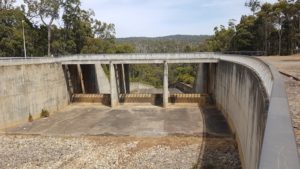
0,53,299,169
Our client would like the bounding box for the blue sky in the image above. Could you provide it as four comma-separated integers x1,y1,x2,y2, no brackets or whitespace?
16,0,277,37
81,0,277,37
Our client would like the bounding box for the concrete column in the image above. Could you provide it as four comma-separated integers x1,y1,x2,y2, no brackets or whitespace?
208,63,216,94
120,64,127,94
194,63,209,93
163,61,169,108
95,64,110,94
124,64,130,94
77,64,86,94
116,64,125,94
110,62,119,107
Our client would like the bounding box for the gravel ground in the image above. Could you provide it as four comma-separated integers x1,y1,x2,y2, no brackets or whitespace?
0,135,241,169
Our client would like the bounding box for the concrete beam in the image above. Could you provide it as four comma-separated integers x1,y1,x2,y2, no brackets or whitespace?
110,62,119,107
163,61,169,108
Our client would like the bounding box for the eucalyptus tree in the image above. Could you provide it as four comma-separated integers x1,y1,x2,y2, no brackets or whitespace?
0,0,16,9
245,0,261,14
24,0,63,57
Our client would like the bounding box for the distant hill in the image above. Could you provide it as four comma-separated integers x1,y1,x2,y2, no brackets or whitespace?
116,35,211,53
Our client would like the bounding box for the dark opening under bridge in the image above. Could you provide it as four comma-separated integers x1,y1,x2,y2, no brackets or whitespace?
0,53,299,169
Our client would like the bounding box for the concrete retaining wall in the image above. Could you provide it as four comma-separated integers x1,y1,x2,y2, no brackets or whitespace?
212,61,269,169
0,63,69,129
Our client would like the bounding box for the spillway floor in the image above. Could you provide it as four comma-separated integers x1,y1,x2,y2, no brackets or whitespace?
1,104,241,169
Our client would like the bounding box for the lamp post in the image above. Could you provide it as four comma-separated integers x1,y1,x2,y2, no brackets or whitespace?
22,20,27,59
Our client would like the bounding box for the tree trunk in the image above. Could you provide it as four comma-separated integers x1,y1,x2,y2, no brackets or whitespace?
48,25,51,57
264,24,268,55
278,30,282,56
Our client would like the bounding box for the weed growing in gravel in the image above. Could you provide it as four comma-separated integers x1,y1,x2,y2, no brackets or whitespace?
40,109,50,118
28,113,33,122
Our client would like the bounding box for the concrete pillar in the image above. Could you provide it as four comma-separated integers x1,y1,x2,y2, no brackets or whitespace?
116,64,126,94
110,62,119,107
77,64,86,94
194,63,209,93
208,63,217,95
163,61,169,108
95,64,110,94
124,64,130,94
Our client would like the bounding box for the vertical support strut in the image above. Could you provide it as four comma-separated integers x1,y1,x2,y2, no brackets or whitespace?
163,61,169,108
110,62,119,107
194,63,209,93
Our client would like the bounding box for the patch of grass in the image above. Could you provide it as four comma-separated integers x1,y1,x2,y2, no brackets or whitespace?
40,109,50,118
28,113,33,122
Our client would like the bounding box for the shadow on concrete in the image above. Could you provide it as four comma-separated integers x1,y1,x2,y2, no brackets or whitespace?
193,104,242,169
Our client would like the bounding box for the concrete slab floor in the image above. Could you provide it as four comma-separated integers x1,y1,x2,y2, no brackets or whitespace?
3,103,232,137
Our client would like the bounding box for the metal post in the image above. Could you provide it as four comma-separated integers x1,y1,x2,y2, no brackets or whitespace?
22,20,27,59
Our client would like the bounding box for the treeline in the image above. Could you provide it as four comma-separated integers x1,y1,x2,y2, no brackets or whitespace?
117,35,211,53
0,0,134,57
203,0,300,55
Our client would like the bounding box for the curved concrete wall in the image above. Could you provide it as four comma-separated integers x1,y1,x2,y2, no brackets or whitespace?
212,61,269,169
0,63,69,129
211,58,300,169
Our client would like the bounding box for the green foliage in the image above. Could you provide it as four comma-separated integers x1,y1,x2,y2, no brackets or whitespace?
129,63,196,89
203,0,300,56
0,8,41,57
115,44,135,53
130,64,163,88
174,65,196,85
0,0,135,57
203,23,235,52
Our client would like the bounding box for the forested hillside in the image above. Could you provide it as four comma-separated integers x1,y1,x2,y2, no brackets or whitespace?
117,35,211,53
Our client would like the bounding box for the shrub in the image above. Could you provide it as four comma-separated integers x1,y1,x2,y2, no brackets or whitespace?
40,109,50,118
28,113,33,122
